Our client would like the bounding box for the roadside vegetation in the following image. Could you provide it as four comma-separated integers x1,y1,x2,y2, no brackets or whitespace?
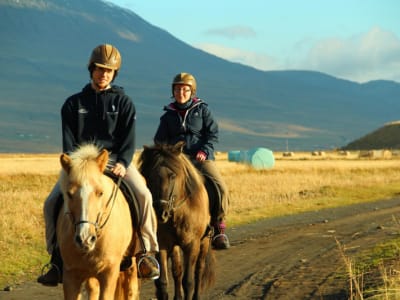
1,150,400,297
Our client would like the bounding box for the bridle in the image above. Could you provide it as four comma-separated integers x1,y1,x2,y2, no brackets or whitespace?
156,173,188,218
66,176,122,234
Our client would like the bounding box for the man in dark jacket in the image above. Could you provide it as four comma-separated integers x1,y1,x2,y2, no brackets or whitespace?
154,72,230,250
38,44,160,286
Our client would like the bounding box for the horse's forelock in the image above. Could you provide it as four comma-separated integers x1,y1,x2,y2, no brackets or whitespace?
69,144,100,163
65,144,105,183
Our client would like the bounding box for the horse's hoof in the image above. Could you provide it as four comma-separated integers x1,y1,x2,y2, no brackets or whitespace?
212,233,230,250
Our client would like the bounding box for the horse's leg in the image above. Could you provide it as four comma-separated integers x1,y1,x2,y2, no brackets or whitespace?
83,277,100,300
155,249,169,300
63,272,84,300
182,241,201,300
97,267,120,300
193,237,215,300
114,262,140,300
126,258,140,300
193,244,205,300
171,245,184,300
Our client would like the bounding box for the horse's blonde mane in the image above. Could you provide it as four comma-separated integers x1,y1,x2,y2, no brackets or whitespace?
69,144,101,165
61,144,103,183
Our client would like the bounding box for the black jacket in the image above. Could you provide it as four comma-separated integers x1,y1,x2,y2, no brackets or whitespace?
154,98,218,160
61,84,136,167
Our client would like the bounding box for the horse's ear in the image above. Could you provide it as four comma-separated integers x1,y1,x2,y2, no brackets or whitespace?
60,153,72,173
96,149,109,172
174,141,185,154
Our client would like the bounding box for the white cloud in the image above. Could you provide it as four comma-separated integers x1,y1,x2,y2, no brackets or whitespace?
294,27,400,82
293,27,400,82
204,26,256,39
195,27,400,83
194,43,280,70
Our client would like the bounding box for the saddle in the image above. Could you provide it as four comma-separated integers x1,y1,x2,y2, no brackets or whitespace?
103,169,140,230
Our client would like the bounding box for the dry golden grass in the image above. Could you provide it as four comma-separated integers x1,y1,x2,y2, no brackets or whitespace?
1,150,400,287
216,151,400,225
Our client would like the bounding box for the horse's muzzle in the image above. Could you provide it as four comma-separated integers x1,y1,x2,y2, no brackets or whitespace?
75,234,97,251
154,199,171,224
74,221,98,251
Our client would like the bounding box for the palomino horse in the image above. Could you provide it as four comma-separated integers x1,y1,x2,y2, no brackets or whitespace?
138,142,216,300
57,144,139,300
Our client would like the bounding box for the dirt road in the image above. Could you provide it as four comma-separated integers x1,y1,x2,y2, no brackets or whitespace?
2,197,400,300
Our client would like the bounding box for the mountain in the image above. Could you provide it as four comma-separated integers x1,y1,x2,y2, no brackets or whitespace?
1,0,400,153
342,121,400,150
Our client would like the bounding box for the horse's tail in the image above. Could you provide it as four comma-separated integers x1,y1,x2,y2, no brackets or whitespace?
199,238,216,291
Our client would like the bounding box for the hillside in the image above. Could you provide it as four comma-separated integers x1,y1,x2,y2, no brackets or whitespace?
342,121,400,150
1,0,400,152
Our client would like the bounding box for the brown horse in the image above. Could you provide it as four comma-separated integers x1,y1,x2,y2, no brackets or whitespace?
138,142,216,300
56,144,139,300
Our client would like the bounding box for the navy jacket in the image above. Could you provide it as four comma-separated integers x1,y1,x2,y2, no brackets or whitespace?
154,98,218,160
61,83,136,167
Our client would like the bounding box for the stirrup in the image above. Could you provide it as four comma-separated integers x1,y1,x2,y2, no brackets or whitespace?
213,233,229,242
137,254,160,280
38,262,62,285
41,262,61,277
212,233,230,249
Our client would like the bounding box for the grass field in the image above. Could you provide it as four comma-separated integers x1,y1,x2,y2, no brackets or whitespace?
1,150,400,289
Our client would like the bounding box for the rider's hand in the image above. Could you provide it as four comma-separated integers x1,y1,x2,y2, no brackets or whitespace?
112,162,126,177
195,151,207,162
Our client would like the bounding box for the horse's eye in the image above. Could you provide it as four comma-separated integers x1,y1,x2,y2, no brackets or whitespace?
96,191,104,197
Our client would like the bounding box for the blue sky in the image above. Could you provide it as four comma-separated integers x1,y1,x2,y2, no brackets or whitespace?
107,0,400,83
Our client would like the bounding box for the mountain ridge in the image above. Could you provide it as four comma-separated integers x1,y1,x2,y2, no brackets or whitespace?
342,121,400,150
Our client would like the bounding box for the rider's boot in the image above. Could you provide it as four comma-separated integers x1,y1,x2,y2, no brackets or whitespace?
37,247,63,286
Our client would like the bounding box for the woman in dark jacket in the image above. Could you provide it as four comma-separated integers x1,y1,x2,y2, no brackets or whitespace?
154,72,230,250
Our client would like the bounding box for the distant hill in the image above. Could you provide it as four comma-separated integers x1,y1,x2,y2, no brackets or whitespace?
1,0,400,153
342,121,400,150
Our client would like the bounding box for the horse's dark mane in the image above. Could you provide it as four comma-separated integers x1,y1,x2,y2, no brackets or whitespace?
138,144,204,196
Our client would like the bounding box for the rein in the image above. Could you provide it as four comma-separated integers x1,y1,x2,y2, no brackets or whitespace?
67,176,122,234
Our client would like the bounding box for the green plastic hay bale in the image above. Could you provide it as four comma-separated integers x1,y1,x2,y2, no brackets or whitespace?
241,147,275,169
227,150,241,162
